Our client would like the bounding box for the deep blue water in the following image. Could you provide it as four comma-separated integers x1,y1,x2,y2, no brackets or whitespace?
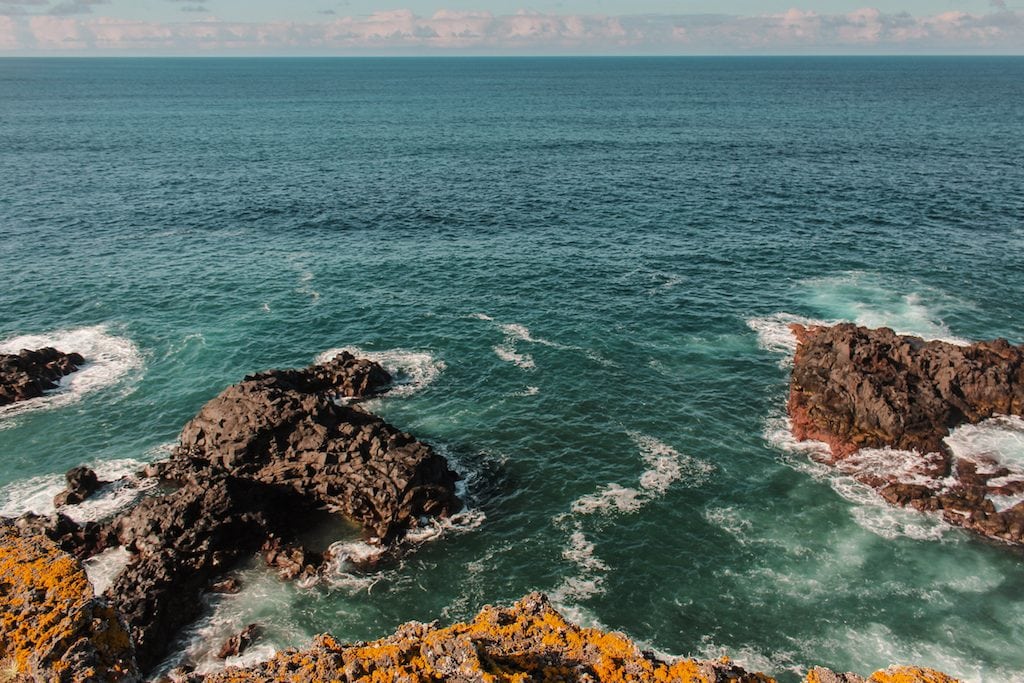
1,57,1023,682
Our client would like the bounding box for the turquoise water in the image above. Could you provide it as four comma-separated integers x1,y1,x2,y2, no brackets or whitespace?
1,57,1023,681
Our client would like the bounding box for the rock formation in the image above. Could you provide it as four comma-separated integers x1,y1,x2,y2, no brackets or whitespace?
0,347,84,406
54,467,103,508
0,521,138,682
195,593,957,683
86,351,460,672
789,323,1024,544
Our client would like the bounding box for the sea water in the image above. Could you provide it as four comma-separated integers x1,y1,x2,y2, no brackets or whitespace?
1,57,1023,682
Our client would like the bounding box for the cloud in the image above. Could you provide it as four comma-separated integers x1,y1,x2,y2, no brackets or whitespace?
47,0,107,16
1,7,1022,53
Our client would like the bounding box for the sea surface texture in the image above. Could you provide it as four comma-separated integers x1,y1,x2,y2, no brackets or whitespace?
1,57,1023,682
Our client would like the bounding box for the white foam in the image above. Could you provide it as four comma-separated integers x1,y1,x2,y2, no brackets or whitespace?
513,386,540,397
469,312,494,321
570,434,712,518
747,313,828,358
704,506,754,545
572,483,646,515
316,346,445,398
0,457,156,523
946,416,1024,476
825,621,1024,683
763,415,953,542
493,344,535,370
0,326,143,421
550,526,608,604
83,545,132,595
697,639,801,680
800,273,970,346
152,564,311,678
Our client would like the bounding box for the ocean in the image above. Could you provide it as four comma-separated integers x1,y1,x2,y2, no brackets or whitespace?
1,57,1023,682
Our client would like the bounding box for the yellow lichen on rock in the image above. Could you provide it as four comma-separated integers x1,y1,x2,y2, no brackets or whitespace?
201,593,772,683
0,522,138,682
867,667,960,683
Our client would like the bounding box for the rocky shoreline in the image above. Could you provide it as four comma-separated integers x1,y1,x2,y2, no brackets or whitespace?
0,347,84,407
4,351,462,677
1,347,967,682
1,519,957,683
789,323,1024,546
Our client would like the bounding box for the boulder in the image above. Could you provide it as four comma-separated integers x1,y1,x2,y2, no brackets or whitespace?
0,347,85,406
55,466,103,508
788,323,1024,546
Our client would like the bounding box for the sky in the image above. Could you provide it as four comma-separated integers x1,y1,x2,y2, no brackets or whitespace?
0,1,1021,54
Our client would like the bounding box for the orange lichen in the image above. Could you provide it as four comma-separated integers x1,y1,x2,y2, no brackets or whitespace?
867,667,960,683
202,593,773,683
0,524,138,682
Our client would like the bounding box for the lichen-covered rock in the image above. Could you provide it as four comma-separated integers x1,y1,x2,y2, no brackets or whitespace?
196,594,961,683
197,593,773,683
0,347,85,406
0,520,138,682
788,323,1024,546
865,667,960,683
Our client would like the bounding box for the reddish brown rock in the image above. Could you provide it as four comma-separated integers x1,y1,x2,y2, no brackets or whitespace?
217,624,261,660
788,323,1024,545
0,347,85,406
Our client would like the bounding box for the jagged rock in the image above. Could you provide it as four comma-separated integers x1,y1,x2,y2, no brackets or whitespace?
93,352,460,673
0,347,85,406
209,577,242,594
789,323,1024,546
107,476,316,672
216,624,261,660
195,593,773,683
164,351,460,543
54,466,103,508
0,520,139,682
789,323,1024,457
194,593,961,683
13,511,112,560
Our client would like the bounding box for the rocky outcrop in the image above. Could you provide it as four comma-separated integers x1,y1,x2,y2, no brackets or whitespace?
160,350,460,544
806,667,958,683
0,521,138,682
54,467,103,508
0,347,84,406
91,352,461,672
196,593,957,683
789,323,1024,545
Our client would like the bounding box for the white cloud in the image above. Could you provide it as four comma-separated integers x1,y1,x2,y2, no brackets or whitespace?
2,7,1022,53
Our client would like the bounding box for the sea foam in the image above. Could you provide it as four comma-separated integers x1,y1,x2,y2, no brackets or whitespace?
0,457,157,523
0,325,143,422
316,346,445,398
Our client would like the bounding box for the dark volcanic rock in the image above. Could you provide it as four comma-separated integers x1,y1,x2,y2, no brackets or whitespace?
216,623,261,660
54,466,103,508
107,476,317,672
0,347,85,406
97,351,461,673
789,323,1024,545
164,351,460,543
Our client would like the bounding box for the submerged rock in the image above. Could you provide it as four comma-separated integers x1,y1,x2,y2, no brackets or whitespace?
0,347,85,406
788,323,1024,545
54,466,103,508
0,520,139,682
196,593,958,683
